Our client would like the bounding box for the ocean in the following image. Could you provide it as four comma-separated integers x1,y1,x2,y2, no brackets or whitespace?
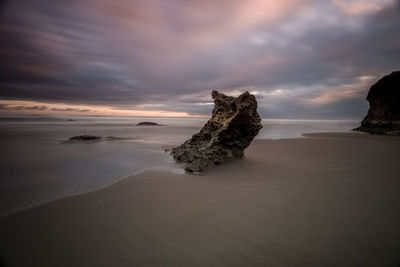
0,114,359,216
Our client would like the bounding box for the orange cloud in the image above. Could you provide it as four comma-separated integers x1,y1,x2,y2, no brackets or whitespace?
0,100,197,117
298,76,375,106
333,0,383,15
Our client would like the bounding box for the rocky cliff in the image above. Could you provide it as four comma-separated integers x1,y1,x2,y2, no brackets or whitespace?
354,71,400,135
171,90,262,172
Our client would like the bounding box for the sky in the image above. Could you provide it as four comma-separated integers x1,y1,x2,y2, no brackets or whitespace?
0,0,399,118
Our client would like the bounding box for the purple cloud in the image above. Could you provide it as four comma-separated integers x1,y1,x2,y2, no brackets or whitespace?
0,0,399,118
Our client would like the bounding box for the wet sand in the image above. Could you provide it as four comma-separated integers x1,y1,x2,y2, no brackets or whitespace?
1,133,400,266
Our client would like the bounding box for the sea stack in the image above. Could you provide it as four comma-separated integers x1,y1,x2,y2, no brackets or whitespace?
171,90,262,172
354,71,400,135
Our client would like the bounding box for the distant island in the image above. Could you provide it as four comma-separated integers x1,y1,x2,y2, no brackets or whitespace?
69,135,101,141
354,71,400,136
67,135,131,142
136,122,162,126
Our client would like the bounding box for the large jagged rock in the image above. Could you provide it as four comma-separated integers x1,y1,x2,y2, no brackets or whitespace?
171,90,262,172
354,71,400,135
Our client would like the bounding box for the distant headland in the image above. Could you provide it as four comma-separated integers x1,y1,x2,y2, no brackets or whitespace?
354,71,400,136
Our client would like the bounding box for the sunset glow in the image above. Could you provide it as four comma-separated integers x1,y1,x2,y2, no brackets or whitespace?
0,0,399,118
0,100,196,117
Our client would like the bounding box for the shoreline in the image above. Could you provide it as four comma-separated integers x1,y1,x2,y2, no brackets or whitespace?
0,164,184,219
1,132,400,266
0,131,363,218
0,131,386,219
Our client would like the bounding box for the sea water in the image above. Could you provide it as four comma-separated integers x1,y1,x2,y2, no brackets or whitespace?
0,114,359,216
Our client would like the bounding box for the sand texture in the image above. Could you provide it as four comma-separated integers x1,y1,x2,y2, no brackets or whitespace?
1,133,400,267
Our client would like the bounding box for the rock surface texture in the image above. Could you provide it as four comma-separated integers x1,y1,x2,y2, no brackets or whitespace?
354,71,400,135
171,90,262,172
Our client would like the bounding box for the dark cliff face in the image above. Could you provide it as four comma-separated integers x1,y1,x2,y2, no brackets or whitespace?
171,90,263,172
355,71,400,135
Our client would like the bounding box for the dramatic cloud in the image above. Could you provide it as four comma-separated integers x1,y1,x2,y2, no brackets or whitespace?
333,0,384,15
0,0,399,118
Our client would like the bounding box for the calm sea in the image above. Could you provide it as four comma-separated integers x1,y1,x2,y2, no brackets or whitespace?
0,114,359,216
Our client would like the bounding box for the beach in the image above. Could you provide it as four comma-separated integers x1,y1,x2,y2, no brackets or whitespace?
0,116,357,217
1,132,399,266
2,0,399,265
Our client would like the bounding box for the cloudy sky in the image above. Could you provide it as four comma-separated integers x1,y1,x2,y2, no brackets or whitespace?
0,0,399,118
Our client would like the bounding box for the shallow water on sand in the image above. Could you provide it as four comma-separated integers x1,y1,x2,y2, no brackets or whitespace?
0,115,359,216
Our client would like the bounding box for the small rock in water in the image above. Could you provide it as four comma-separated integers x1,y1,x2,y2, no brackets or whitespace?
69,135,101,141
171,90,262,172
354,71,400,135
136,122,161,126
